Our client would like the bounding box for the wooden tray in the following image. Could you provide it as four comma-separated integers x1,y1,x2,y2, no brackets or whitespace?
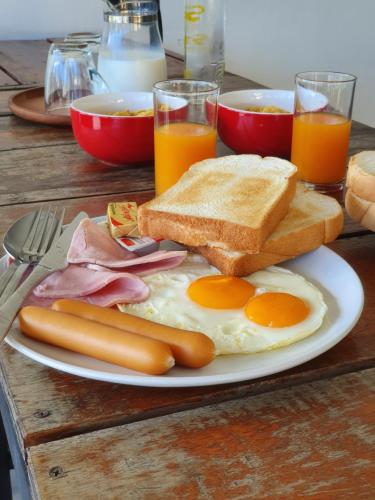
8,87,71,127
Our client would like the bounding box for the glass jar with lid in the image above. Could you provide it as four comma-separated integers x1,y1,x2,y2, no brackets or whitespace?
98,0,167,92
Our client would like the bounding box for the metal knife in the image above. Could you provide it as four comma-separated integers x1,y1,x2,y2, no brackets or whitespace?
0,211,87,343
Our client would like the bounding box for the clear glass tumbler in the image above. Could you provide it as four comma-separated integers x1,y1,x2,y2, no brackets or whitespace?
291,71,357,194
44,42,108,115
153,79,219,195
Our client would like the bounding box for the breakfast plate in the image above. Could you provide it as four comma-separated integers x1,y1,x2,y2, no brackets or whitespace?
1,244,363,387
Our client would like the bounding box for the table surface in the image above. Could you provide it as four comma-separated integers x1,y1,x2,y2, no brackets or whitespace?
0,40,374,500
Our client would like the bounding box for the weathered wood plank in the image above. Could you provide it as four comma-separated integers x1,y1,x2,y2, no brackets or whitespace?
0,139,236,207
27,369,375,500
0,144,156,206
349,120,375,155
0,122,370,237
0,68,18,86
165,53,184,79
0,234,373,449
0,41,49,85
0,89,23,115
340,212,371,238
0,115,74,151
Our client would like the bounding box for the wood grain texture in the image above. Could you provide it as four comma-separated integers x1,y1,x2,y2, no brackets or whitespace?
0,234,373,449
349,120,375,155
0,115,74,152
0,41,48,85
27,369,375,500
0,140,235,207
0,89,24,115
0,144,156,206
0,68,18,86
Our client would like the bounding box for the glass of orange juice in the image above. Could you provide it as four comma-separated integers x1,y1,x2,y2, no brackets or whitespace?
153,79,219,195
291,71,357,194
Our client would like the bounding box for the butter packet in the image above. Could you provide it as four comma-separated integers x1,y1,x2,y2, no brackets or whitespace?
107,201,138,238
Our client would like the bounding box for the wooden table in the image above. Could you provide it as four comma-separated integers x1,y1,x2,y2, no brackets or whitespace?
0,41,374,500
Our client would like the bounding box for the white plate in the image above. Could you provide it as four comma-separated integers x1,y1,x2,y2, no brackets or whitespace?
2,245,363,387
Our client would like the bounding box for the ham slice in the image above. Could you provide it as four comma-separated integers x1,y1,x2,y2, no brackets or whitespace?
67,218,186,272
33,265,149,307
31,218,186,307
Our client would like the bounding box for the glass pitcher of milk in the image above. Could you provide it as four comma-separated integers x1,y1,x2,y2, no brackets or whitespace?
98,1,167,92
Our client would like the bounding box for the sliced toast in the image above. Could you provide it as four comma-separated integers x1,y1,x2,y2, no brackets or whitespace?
195,185,344,275
138,155,297,253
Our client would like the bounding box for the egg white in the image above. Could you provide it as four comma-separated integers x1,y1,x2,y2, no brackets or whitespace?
118,254,327,355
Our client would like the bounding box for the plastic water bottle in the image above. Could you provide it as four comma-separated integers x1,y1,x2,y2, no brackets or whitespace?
184,0,225,88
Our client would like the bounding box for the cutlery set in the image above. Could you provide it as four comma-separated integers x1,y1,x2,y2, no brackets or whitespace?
0,209,87,343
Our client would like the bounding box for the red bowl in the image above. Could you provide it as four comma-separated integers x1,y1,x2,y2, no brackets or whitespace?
218,89,327,159
71,92,155,165
218,89,294,158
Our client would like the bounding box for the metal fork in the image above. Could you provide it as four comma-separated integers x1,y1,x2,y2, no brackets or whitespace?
0,206,65,305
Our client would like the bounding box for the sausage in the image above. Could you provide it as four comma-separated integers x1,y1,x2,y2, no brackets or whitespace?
19,306,175,375
52,299,215,368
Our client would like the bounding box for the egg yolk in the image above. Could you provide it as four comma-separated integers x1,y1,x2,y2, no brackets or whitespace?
187,275,256,309
245,292,310,327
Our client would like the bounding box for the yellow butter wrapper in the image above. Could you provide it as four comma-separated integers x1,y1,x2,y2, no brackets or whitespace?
107,201,138,238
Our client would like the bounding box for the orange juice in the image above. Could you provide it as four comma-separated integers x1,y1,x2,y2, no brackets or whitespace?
154,122,217,194
291,112,351,184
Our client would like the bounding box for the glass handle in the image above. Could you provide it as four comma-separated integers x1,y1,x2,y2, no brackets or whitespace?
89,69,109,94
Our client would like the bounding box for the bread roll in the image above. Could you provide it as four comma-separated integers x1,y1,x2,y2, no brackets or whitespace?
347,151,375,202
345,188,375,232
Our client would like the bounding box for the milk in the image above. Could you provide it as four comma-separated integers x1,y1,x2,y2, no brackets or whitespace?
98,50,167,92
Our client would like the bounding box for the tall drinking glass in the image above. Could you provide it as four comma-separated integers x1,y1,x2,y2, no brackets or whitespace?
153,79,219,195
291,71,357,194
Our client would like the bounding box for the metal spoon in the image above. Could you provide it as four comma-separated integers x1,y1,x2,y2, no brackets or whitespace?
0,208,63,304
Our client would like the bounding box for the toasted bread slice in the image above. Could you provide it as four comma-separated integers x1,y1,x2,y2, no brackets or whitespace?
138,155,297,253
345,188,375,232
195,185,344,275
347,151,375,202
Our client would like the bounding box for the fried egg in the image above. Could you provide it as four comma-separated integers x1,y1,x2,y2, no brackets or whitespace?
118,254,327,355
